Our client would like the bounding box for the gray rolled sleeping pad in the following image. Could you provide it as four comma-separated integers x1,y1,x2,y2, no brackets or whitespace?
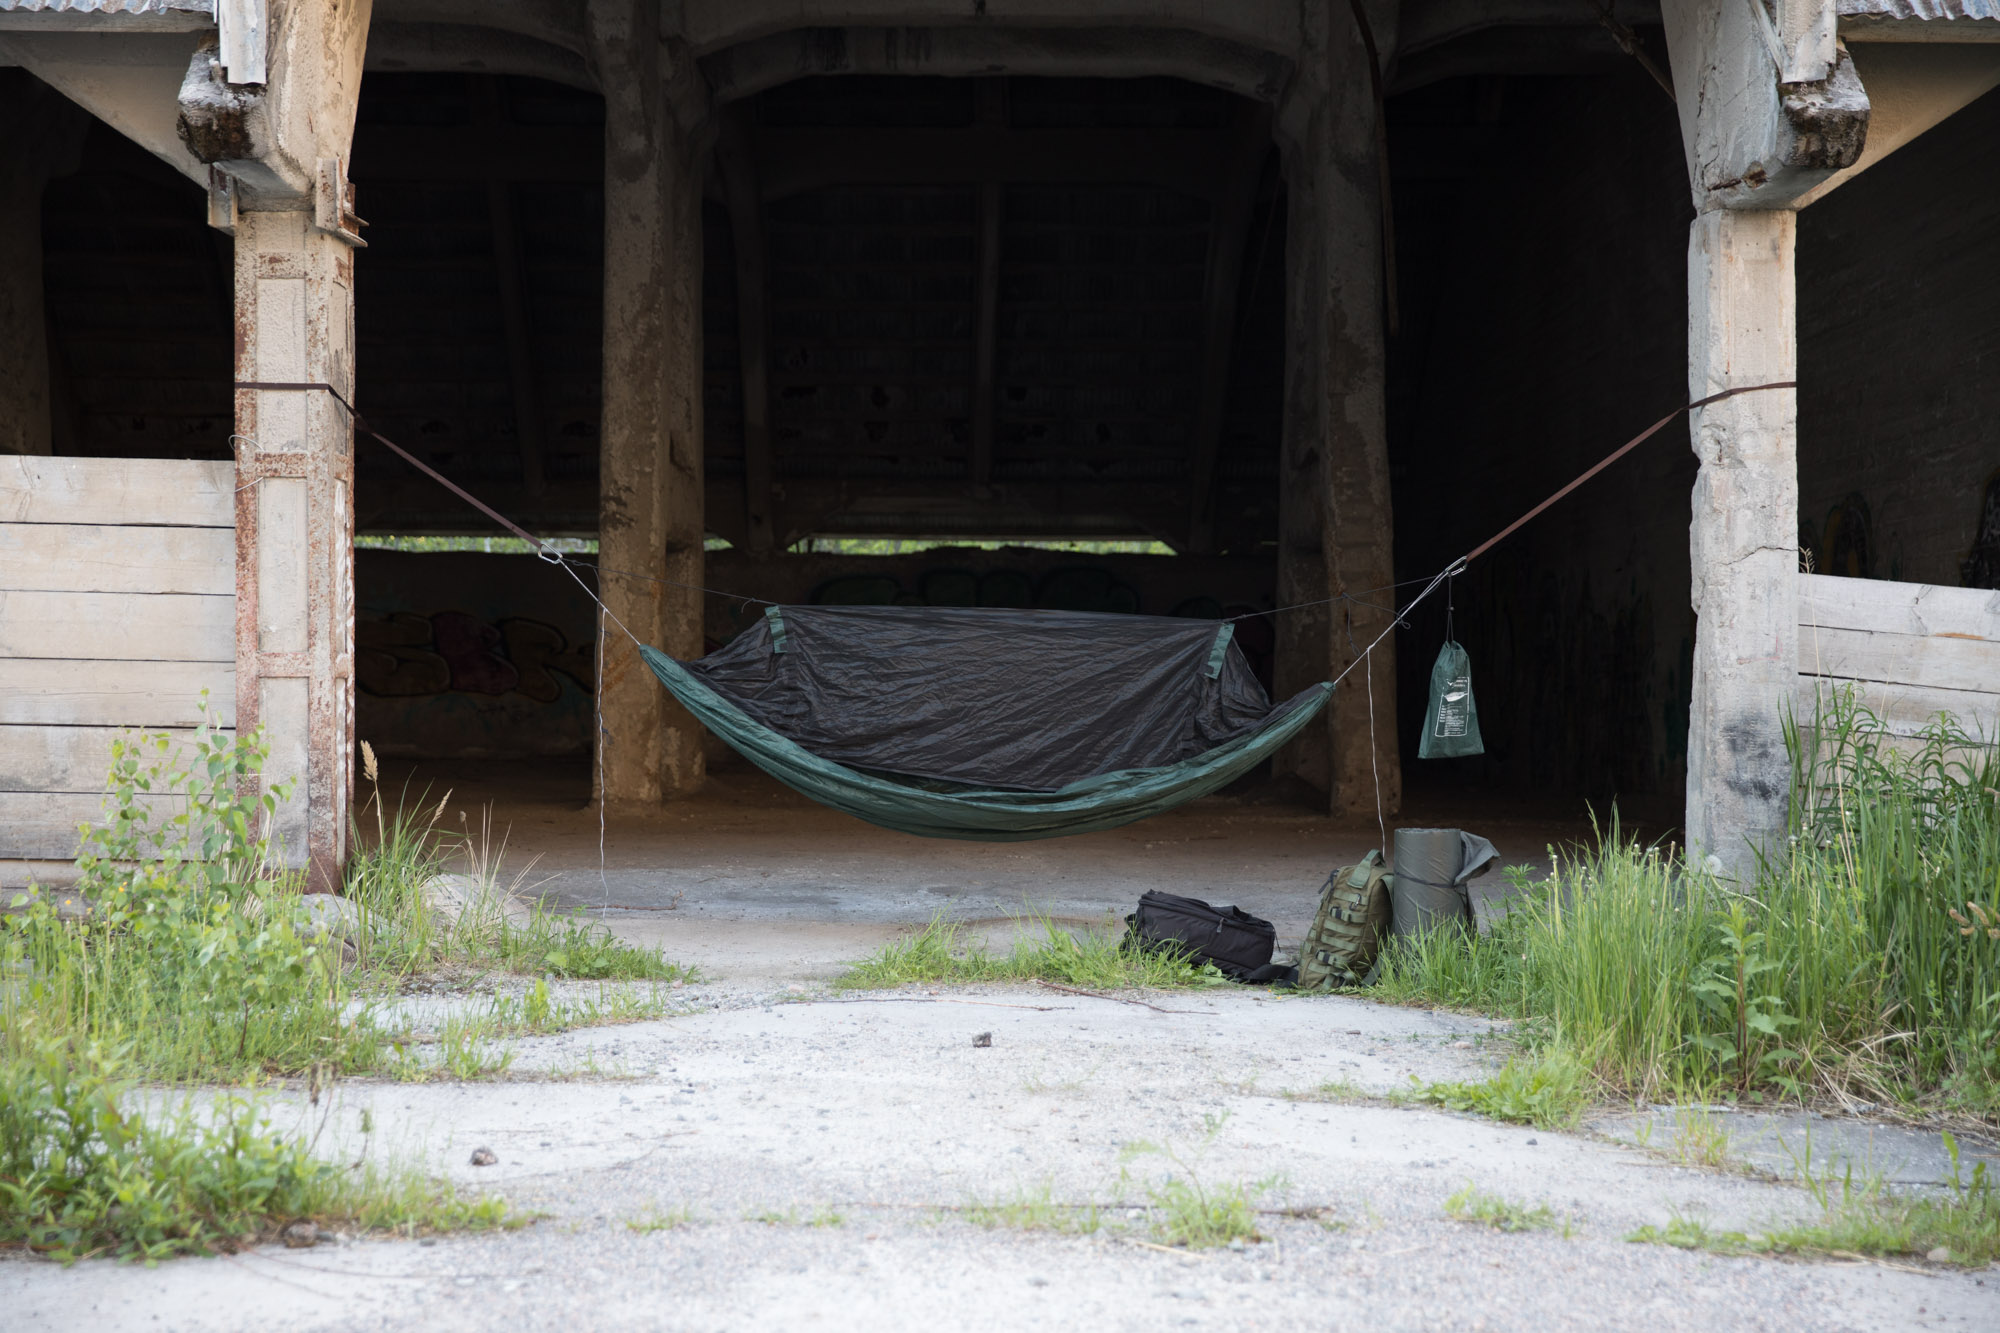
1389,827,1499,941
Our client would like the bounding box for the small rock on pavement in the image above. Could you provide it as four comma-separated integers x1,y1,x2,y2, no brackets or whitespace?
279,1221,319,1249
298,894,363,944
1927,1247,1951,1262
972,1032,993,1048
470,1147,498,1166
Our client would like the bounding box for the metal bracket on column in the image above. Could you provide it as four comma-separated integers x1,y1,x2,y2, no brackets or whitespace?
206,166,238,236
314,157,368,247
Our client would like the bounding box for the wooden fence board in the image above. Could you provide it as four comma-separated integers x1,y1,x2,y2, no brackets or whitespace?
1800,624,2000,696
1795,574,2000,742
0,456,233,527
0,725,225,793
0,660,234,728
0,523,236,595
1800,573,2000,642
1795,678,2000,742
0,591,234,662
0,792,185,861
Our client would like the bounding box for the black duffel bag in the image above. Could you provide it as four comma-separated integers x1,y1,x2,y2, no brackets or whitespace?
1123,890,1292,983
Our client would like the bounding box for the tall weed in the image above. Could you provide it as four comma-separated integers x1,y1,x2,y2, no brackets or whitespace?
1785,690,2000,1096
345,758,685,983
1369,691,2000,1108
2,720,384,1081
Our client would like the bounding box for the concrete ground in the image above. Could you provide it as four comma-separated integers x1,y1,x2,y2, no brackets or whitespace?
411,758,1618,981
4,765,1994,1330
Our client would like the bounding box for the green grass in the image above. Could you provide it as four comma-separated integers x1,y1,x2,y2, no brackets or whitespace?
0,722,685,1261
785,537,1175,556
746,1206,845,1228
1629,1133,1999,1268
1403,1049,1592,1131
1444,1184,1563,1234
964,1182,1105,1235
1119,1117,1277,1249
1283,1077,1374,1105
626,1205,696,1233
1143,1172,1271,1249
837,915,1231,991
1364,692,2000,1112
0,1037,510,1263
346,781,691,985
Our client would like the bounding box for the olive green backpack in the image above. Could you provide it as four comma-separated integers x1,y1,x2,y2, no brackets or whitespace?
1295,850,1394,991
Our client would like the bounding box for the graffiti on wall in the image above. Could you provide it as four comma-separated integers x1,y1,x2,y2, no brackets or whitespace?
1963,473,2000,590
1800,491,1877,579
357,612,595,702
355,610,598,759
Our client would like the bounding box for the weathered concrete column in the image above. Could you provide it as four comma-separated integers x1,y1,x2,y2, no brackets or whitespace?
1684,209,1797,879
1320,140,1400,822
1273,8,1401,820
589,1,708,806
173,0,373,889
1661,1,1862,877
230,210,358,888
1271,134,1332,796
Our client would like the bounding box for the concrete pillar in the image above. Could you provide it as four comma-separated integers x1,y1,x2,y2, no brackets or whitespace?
1320,136,1400,822
1272,143,1332,796
1273,16,1400,822
590,0,708,806
1684,209,1797,881
231,209,358,891
164,0,373,890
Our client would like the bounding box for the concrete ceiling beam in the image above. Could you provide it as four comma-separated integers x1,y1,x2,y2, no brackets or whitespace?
1791,39,2000,205
700,25,1294,107
678,1,1305,62
0,30,211,185
1662,0,1868,210
364,21,592,91
754,124,1236,200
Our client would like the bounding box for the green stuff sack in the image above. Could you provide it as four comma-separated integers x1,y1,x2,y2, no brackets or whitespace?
1418,640,1484,759
1296,851,1394,992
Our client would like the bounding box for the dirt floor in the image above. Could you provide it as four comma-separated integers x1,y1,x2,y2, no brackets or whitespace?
4,765,1994,1330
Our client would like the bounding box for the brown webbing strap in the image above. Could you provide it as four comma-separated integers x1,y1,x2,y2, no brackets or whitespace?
235,380,554,553
1460,379,1797,565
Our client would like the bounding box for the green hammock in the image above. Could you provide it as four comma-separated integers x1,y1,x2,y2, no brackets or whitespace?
640,643,1331,842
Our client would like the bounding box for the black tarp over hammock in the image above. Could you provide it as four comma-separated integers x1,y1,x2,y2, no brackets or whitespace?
641,605,1331,840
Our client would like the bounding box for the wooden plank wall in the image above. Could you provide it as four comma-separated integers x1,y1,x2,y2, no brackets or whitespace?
0,457,236,859
1798,572,2000,742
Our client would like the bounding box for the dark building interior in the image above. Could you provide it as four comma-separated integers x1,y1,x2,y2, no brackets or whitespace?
26,55,2000,815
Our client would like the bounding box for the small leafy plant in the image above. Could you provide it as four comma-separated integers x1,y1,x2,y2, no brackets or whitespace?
1405,1049,1590,1130
1689,901,1802,1095
1444,1184,1563,1234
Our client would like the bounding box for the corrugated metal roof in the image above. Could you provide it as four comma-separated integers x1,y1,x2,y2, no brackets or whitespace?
0,1,212,14
1840,1,2000,21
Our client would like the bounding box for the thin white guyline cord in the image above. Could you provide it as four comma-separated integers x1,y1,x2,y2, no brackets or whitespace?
1343,616,1389,851
1365,647,1385,850
596,601,609,913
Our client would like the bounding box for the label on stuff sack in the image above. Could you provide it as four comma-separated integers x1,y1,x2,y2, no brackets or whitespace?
1433,676,1472,738
1419,641,1484,759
